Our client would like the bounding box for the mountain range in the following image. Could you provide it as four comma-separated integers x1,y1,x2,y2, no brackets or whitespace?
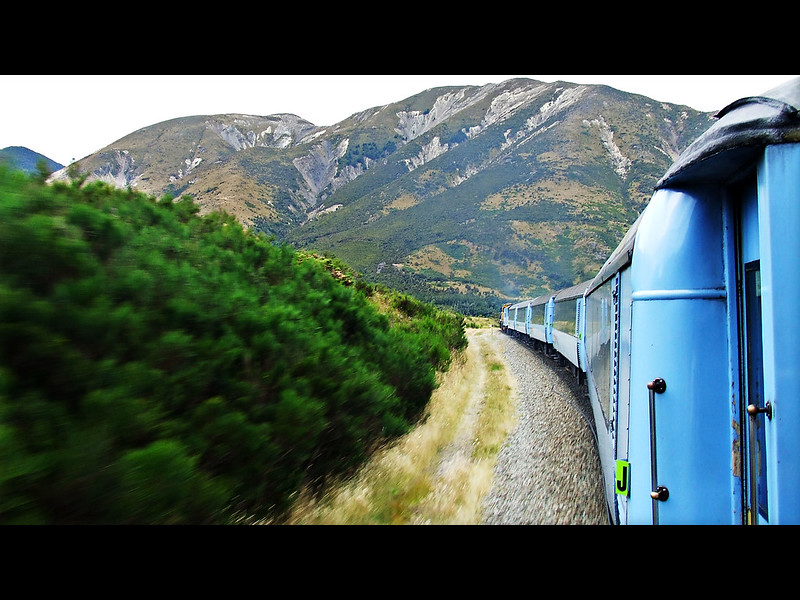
1,146,63,175
47,78,716,314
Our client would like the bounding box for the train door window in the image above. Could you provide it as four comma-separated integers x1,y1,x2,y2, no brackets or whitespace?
744,260,768,522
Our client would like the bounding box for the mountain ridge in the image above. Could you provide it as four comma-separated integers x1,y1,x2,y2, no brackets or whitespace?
48,78,715,314
0,146,63,174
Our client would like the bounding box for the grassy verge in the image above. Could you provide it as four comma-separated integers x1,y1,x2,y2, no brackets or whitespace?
283,329,517,525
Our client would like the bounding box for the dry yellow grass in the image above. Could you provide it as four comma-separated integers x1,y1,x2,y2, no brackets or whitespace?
283,328,517,525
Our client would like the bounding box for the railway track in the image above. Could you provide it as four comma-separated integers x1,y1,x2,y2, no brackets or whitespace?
481,329,607,525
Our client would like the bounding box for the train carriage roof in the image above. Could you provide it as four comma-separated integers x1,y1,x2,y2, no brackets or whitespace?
656,76,800,189
530,292,554,306
510,292,552,311
587,213,641,294
554,279,594,302
587,77,800,297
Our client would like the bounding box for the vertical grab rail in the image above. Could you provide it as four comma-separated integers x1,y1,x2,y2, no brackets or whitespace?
647,378,668,524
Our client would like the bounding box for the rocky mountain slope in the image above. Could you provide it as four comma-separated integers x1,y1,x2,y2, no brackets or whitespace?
51,78,715,314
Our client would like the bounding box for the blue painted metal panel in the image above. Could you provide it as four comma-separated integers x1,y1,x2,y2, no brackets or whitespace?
758,143,800,523
631,189,725,292
722,195,746,525
628,298,732,524
627,188,734,524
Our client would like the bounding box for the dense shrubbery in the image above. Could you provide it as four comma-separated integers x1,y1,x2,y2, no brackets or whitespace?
0,168,466,524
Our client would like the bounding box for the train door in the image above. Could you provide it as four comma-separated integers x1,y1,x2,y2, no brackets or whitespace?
525,303,532,337
736,142,800,524
736,181,768,524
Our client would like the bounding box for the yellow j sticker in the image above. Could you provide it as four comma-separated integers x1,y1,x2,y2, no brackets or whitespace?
615,460,630,496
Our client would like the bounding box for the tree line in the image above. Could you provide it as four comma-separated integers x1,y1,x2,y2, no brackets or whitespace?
0,166,466,524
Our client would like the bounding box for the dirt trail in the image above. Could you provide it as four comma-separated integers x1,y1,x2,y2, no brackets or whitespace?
407,327,518,524
285,326,605,524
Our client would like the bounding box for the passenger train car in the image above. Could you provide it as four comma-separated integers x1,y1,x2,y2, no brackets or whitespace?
500,77,800,524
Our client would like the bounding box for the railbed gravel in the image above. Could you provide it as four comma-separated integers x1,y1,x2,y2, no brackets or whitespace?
481,331,609,525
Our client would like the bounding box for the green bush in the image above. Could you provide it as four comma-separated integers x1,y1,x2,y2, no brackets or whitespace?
0,167,465,523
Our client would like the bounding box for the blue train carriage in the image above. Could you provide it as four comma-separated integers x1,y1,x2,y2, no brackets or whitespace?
507,299,527,336
584,219,638,523
550,280,592,378
586,77,800,524
526,293,554,349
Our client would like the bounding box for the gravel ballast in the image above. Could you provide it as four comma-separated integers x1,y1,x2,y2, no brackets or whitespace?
481,330,609,525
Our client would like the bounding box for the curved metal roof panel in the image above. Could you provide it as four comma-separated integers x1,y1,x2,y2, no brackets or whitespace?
656,77,800,189
554,279,593,302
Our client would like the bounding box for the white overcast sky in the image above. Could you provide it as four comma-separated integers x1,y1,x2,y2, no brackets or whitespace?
0,74,796,167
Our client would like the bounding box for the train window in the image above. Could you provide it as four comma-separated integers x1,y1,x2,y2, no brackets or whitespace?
586,278,613,423
553,300,576,334
531,303,546,326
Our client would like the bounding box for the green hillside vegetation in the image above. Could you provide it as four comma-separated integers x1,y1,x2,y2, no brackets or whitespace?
62,81,714,317
0,166,466,524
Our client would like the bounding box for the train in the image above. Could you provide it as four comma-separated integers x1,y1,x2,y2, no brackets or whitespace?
499,76,800,525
